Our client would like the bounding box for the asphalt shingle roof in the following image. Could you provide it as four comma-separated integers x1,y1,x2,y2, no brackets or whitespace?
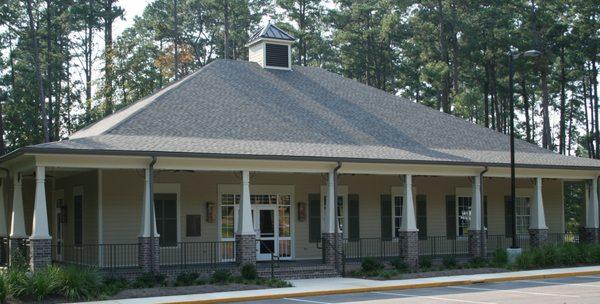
25,59,600,169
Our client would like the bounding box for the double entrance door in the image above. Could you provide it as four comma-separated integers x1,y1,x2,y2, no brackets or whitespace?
252,205,292,261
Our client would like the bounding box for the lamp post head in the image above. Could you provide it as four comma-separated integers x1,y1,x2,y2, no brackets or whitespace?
523,50,542,57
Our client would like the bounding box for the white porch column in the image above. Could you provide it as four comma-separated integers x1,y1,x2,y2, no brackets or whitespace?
139,167,158,237
469,175,482,231
530,177,548,230
325,169,337,234
585,178,599,229
30,167,50,239
400,175,417,231
0,178,7,237
10,173,26,239
237,170,254,235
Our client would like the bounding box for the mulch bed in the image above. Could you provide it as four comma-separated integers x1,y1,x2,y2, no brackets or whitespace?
108,283,269,300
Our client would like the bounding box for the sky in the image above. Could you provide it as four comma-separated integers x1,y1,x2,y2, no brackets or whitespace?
114,1,151,37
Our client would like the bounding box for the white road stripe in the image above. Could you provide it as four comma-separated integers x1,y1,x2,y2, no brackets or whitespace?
448,285,580,298
523,279,600,288
283,298,332,304
373,291,497,304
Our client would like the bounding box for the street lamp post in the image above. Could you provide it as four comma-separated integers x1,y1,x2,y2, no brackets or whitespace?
508,49,542,249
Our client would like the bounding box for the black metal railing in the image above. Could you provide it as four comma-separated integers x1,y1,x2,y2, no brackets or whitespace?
256,239,280,279
344,238,401,260
160,241,235,269
418,236,469,257
52,243,138,269
487,234,531,252
0,237,8,267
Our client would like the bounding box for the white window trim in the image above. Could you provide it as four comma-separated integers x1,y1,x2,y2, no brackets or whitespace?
73,186,84,247
217,184,296,259
391,186,417,239
320,185,348,238
154,183,181,246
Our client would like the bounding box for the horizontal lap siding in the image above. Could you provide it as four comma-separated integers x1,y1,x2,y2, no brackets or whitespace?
97,171,566,259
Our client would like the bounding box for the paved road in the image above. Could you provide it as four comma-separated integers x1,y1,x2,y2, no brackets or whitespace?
239,275,600,304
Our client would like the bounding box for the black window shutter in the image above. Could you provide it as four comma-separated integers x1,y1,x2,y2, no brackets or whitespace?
483,196,488,229
504,196,513,236
381,194,392,240
416,194,427,240
308,193,321,243
446,195,456,240
348,194,360,241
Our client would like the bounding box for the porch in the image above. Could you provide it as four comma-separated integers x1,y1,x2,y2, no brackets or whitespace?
0,156,598,278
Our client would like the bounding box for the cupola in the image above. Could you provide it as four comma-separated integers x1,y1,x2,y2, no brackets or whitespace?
246,22,295,70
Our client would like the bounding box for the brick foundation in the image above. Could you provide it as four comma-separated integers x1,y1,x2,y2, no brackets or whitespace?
398,231,418,270
322,233,342,269
468,229,487,258
528,228,549,248
235,234,256,266
29,238,51,272
581,228,600,244
138,236,160,273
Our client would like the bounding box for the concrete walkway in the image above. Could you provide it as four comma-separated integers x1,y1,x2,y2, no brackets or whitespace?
89,266,600,304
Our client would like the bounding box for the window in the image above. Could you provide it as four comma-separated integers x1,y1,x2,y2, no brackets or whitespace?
73,194,83,246
323,195,344,233
220,194,239,239
457,196,472,237
394,196,403,237
154,193,177,246
515,197,531,235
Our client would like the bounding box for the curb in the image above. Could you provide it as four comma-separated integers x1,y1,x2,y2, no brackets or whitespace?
169,269,600,304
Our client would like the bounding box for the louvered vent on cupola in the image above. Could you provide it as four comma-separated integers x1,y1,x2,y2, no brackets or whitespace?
246,22,295,70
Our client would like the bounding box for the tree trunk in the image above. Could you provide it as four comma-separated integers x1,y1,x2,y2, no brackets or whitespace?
46,0,54,141
521,77,531,143
223,1,229,59
173,0,179,80
104,0,115,115
27,0,48,143
484,62,490,128
559,47,566,154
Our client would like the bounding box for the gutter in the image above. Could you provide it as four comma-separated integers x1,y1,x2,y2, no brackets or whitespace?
2,146,600,171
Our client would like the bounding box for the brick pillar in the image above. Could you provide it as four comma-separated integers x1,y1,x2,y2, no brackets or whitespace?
399,230,418,270
468,229,487,258
581,227,600,244
322,232,342,268
138,236,159,273
29,238,51,272
235,234,256,266
529,228,549,247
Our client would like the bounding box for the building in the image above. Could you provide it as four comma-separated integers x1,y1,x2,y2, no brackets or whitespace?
0,24,599,277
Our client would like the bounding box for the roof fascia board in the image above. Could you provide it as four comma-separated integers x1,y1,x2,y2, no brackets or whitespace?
245,38,294,48
18,152,599,179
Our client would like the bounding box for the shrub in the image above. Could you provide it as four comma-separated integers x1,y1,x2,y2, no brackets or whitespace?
361,257,384,273
30,266,61,300
0,272,6,303
175,272,200,286
442,256,457,269
491,248,508,266
101,276,129,297
5,269,29,299
58,266,101,300
390,258,408,272
469,257,487,268
241,263,258,280
418,257,432,269
133,272,165,288
210,270,232,284
9,250,29,272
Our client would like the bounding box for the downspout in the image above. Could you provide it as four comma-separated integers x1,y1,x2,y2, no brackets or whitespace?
148,156,157,273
